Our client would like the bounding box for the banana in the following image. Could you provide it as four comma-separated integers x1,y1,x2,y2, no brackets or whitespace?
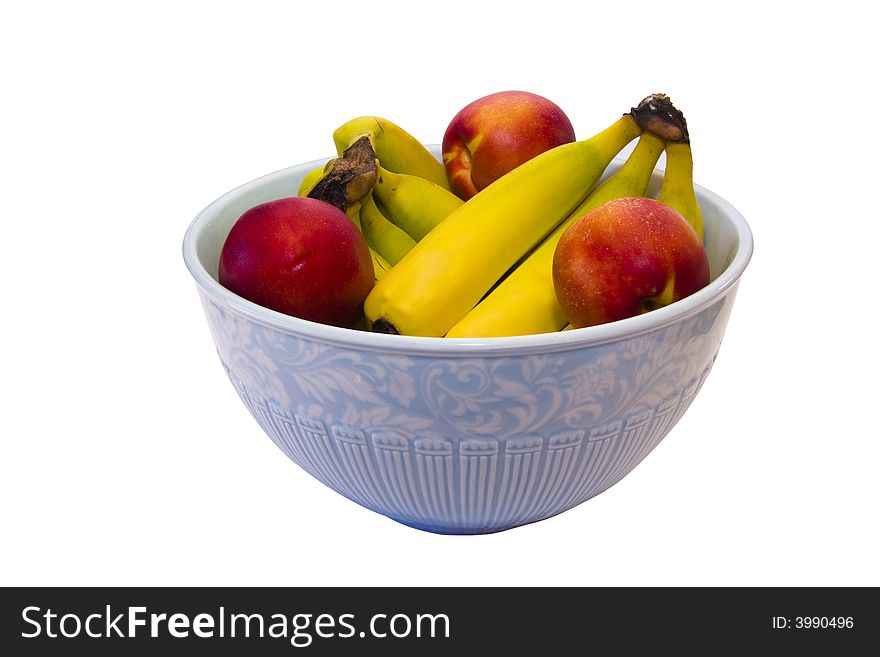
344,200,363,231
657,141,703,241
364,112,643,336
372,164,464,241
369,248,392,282
298,165,324,197
343,200,392,282
446,131,665,337
629,93,701,238
297,159,336,197
359,191,417,266
333,116,450,190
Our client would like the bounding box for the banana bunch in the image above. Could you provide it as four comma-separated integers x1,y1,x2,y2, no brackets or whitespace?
301,116,462,281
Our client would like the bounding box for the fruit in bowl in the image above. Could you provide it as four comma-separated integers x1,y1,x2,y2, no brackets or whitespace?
553,197,710,329
218,196,374,329
442,90,576,200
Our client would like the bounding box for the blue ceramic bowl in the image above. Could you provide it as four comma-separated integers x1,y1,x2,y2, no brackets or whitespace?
183,149,753,534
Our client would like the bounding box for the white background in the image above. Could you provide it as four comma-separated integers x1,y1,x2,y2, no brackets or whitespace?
3,1,877,587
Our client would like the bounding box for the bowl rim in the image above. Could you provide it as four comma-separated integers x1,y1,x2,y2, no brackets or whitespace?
183,154,753,355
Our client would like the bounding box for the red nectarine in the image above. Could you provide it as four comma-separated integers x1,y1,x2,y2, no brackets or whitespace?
442,90,576,200
552,197,709,328
219,197,374,328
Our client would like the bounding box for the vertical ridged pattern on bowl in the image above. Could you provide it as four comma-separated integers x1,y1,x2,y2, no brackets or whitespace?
198,285,738,534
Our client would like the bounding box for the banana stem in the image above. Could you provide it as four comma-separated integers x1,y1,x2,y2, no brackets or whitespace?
333,116,451,189
307,136,377,210
629,93,689,143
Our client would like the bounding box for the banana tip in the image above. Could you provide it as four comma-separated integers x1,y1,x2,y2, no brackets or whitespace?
371,318,400,335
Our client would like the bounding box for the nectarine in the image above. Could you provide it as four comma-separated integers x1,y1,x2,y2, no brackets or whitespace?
219,197,374,328
442,90,576,199
552,197,709,328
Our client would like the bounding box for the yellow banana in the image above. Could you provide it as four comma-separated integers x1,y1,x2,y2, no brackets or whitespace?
372,164,464,241
364,113,643,336
333,116,450,190
446,131,665,337
359,191,417,266
344,200,363,231
298,165,324,197
629,93,701,237
369,248,392,282
657,141,703,241
343,200,391,282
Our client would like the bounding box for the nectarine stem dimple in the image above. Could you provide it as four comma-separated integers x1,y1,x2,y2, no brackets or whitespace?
307,136,378,210
629,93,689,143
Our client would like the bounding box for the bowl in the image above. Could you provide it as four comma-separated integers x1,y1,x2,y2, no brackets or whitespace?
182,147,753,534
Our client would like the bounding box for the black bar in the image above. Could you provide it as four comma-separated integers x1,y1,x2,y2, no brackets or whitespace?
2,587,876,655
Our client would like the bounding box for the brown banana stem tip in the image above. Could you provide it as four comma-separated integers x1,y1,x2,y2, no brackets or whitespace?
371,318,399,335
307,136,378,210
629,93,689,143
